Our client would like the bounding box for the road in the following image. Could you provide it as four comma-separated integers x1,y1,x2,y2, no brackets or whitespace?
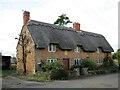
1,73,119,88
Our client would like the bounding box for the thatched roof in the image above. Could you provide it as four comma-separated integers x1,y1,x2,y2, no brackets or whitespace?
26,20,114,52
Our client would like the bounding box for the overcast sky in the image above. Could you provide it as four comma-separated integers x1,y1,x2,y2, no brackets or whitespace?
0,0,119,56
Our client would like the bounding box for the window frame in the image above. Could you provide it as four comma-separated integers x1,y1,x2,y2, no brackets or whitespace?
96,48,100,53
96,48,102,53
97,57,102,64
48,44,56,52
74,58,82,65
47,58,58,63
74,46,80,53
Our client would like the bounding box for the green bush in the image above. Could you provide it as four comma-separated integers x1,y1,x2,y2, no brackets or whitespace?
103,56,115,67
81,58,97,70
11,64,17,70
50,69,68,80
44,62,68,80
45,62,64,71
72,65,82,69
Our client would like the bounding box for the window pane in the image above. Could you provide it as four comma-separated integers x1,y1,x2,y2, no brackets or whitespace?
53,45,56,51
77,60,79,65
78,47,80,52
74,47,80,52
96,48,100,53
74,59,76,65
75,47,77,52
49,44,52,51
51,60,53,62
97,57,102,64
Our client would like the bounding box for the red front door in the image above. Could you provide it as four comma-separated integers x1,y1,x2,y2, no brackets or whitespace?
63,58,69,70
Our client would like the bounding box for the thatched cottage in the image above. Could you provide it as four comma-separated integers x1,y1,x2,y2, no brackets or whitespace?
16,11,114,75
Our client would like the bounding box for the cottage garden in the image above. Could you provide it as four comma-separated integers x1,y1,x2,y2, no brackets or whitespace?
1,55,119,82
16,56,118,81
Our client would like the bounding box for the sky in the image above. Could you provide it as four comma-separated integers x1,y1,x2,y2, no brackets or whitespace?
0,0,119,56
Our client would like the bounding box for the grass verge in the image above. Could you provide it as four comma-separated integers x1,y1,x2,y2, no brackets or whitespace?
17,75,52,82
2,70,16,75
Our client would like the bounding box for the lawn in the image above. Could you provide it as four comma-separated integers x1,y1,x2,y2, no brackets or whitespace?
0,70,51,82
1,70,16,75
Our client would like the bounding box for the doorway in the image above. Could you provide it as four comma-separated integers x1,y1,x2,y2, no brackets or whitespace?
63,58,69,70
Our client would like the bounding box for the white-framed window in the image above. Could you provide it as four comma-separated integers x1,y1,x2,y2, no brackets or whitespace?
97,57,102,64
96,48,102,53
74,58,82,65
47,58,58,63
48,44,56,52
96,48,100,53
74,46,80,53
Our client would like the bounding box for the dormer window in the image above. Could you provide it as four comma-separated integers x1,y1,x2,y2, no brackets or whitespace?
96,47,102,53
96,48,100,53
48,44,56,52
74,46,80,53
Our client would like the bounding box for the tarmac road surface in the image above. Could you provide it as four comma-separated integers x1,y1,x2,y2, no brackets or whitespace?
1,73,119,88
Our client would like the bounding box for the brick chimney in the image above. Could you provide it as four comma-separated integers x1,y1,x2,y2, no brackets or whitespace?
73,22,80,31
23,11,30,25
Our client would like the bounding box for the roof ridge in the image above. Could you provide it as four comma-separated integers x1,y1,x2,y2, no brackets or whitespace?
27,20,76,32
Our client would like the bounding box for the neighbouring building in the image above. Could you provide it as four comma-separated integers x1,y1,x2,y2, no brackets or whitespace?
2,56,11,70
16,11,114,75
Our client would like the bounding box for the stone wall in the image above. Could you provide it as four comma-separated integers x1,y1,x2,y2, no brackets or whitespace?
17,26,36,75
35,47,112,71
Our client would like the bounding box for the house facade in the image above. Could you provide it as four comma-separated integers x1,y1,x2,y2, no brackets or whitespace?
16,11,114,75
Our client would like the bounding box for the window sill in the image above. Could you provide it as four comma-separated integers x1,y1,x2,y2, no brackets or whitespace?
75,52,80,53
48,51,56,52
98,63,102,64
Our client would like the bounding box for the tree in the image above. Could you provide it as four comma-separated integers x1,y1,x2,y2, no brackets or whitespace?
103,56,114,67
11,56,17,64
54,14,72,26
112,49,120,69
112,49,120,60
15,34,29,74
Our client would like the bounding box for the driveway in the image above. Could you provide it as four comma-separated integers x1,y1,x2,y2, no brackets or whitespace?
1,73,119,88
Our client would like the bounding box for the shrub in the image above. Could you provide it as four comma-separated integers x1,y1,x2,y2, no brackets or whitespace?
11,64,17,70
72,65,82,69
50,69,68,80
81,58,97,70
103,56,115,67
45,62,64,71
44,62,68,80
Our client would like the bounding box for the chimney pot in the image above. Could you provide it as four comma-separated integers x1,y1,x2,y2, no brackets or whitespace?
73,22,80,31
23,11,30,25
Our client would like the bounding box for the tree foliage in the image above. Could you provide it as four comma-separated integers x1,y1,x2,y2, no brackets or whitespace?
45,62,64,71
112,49,120,61
80,58,97,70
44,62,68,80
54,14,72,26
103,56,115,67
11,56,17,64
